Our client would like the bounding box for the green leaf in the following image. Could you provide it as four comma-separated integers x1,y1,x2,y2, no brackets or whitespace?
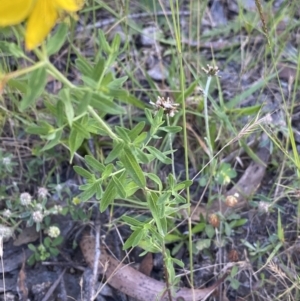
146,146,172,164
160,126,182,133
73,117,91,139
112,174,127,198
230,278,240,290
147,191,165,236
49,248,59,256
98,29,111,54
81,76,97,88
7,78,27,93
225,222,232,236
78,182,99,202
123,228,145,250
46,23,68,55
28,244,36,252
145,108,154,123
75,57,93,76
107,76,127,90
102,164,114,179
111,33,121,53
0,41,24,58
157,192,171,205
124,181,140,197
195,238,211,251
172,257,184,268
135,148,152,164
19,67,47,111
73,166,94,180
173,180,193,191
104,141,124,164
90,92,125,115
92,57,105,81
133,132,147,146
192,222,206,234
119,147,146,188
146,173,163,191
27,254,36,265
44,237,51,248
75,91,91,115
122,93,146,109
228,105,262,116
56,100,64,127
122,215,145,227
128,121,145,140
60,89,74,127
229,218,247,228
26,121,53,136
51,236,63,247
100,177,117,212
40,129,63,152
115,127,131,142
85,155,105,173
69,128,85,162
205,224,215,239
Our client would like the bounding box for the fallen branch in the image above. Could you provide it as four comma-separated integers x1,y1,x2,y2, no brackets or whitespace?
80,233,226,301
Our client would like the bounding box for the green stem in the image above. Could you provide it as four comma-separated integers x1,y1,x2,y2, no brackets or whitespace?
166,115,176,177
88,106,120,141
203,76,213,160
45,61,76,88
3,61,46,80
169,0,194,291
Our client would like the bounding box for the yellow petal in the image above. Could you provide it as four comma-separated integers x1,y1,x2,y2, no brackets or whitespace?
54,0,84,12
0,0,35,26
25,0,58,50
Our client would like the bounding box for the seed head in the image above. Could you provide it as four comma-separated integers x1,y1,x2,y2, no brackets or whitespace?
225,195,238,207
2,157,11,166
209,213,220,228
32,211,44,223
52,205,63,214
48,226,60,238
20,192,32,206
149,96,179,117
258,201,271,213
202,64,220,76
2,209,12,218
228,249,239,262
0,224,14,240
38,187,49,200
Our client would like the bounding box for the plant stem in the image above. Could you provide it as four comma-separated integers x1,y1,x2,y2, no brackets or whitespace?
2,61,46,81
166,115,176,178
203,76,213,160
168,0,194,292
88,106,120,141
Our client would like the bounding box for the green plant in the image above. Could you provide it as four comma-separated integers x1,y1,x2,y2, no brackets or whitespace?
27,235,63,265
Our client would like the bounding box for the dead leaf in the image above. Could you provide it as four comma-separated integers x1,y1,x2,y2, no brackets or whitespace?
139,253,153,276
16,251,28,301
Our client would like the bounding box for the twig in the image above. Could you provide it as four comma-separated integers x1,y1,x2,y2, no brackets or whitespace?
90,210,101,301
41,268,66,301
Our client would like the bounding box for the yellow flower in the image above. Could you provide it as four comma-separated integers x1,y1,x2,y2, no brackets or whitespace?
0,0,84,50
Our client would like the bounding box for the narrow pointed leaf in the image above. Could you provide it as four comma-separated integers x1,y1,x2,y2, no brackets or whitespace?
119,147,146,188
85,155,105,173
100,177,117,212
